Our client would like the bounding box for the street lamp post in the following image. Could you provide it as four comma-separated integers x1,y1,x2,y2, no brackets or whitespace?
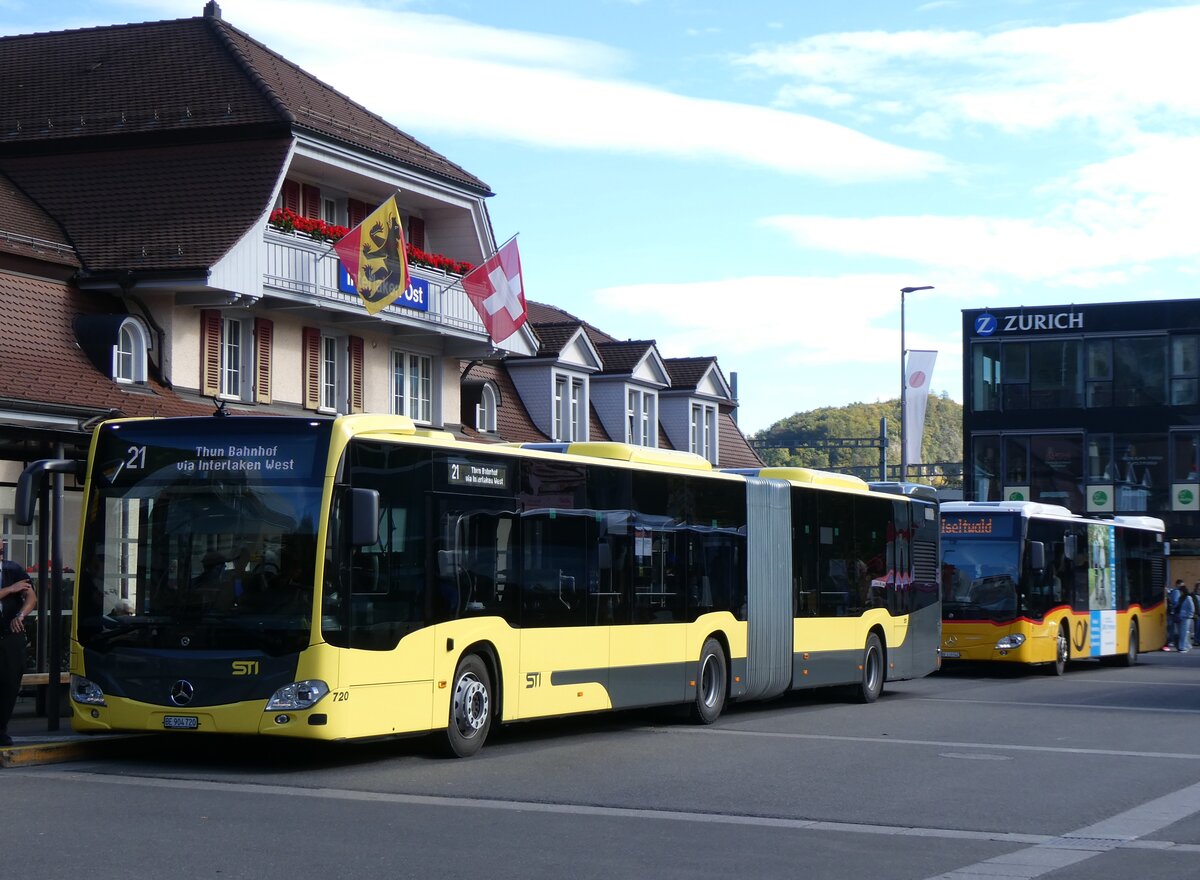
900,285,934,482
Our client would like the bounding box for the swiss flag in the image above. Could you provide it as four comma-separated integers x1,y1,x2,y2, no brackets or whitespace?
462,238,527,344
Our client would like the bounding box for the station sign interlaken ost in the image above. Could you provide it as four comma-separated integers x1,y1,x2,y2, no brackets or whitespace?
339,264,429,312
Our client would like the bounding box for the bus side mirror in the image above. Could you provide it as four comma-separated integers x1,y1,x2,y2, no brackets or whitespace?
349,488,380,547
1029,541,1046,571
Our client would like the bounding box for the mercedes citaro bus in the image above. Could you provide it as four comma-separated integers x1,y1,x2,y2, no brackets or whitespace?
42,414,941,756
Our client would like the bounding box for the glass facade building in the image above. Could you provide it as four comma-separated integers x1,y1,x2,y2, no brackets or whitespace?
963,299,1200,548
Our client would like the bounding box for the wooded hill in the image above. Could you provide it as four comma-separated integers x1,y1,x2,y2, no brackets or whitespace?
750,395,963,488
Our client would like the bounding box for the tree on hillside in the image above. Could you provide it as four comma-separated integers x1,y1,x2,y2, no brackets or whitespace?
751,395,962,488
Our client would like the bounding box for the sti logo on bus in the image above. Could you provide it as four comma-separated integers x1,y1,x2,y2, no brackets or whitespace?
231,660,260,676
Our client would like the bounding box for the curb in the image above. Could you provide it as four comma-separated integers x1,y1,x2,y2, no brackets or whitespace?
0,735,144,768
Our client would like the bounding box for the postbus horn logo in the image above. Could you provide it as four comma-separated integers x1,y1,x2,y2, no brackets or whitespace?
974,313,997,336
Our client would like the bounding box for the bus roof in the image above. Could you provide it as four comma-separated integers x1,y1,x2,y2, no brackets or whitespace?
941,501,1165,533
723,467,871,494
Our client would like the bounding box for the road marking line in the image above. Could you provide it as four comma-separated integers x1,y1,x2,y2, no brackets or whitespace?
664,725,1200,760
5,768,1050,845
922,778,1200,879
916,696,1200,714
10,768,1200,860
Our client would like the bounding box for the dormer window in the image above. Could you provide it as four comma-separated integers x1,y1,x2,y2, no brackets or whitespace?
476,383,498,433
627,388,656,447
553,373,586,442
113,317,150,384
690,402,718,463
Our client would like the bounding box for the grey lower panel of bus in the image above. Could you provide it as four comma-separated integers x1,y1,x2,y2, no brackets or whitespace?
743,478,794,701
552,663,691,710
791,649,861,689
903,604,942,680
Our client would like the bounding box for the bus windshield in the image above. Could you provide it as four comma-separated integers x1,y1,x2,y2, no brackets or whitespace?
941,537,1021,620
76,418,332,656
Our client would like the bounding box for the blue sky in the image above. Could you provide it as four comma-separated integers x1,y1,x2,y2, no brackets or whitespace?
7,1,1200,434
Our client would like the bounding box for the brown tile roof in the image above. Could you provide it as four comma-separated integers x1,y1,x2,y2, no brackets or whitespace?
663,356,715,390
532,322,581,357
589,403,610,442
718,411,763,468
2,139,291,273
217,23,489,193
527,300,616,345
0,270,211,418
457,361,549,444
0,173,78,268
0,18,280,148
595,340,656,375
0,13,489,194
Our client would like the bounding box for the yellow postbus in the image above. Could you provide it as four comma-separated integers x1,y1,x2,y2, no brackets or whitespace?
940,501,1167,673
56,414,941,756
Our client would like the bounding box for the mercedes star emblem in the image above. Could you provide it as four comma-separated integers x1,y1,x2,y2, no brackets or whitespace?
170,679,195,706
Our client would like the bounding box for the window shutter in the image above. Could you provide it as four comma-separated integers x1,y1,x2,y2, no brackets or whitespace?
254,318,273,405
349,335,364,414
302,184,320,219
408,216,425,251
347,198,368,228
282,180,300,214
200,310,221,397
302,326,321,410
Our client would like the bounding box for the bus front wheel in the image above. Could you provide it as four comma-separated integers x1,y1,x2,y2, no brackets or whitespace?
856,633,884,703
443,655,492,758
1048,625,1069,676
1118,622,1139,667
690,637,727,724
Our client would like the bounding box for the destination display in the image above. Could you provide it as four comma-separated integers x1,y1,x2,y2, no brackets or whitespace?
940,513,1019,538
446,458,511,490
94,418,331,487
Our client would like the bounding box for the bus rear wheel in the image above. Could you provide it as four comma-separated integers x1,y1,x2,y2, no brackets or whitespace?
1118,622,1139,667
690,637,727,724
856,633,884,703
443,655,492,758
1048,625,1069,676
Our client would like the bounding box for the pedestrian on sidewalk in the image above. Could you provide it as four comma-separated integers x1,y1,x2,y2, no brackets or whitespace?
1176,583,1197,654
1165,580,1183,650
1191,582,1200,649
0,540,35,746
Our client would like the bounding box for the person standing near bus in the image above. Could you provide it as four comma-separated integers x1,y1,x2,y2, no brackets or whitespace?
1165,580,1183,650
1176,583,1196,653
0,540,36,746
1191,582,1200,649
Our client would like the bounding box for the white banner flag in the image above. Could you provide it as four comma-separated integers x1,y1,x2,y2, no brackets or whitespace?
904,350,938,468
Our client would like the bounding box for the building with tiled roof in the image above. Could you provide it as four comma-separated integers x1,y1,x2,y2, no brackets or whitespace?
459,301,761,468
0,3,758,589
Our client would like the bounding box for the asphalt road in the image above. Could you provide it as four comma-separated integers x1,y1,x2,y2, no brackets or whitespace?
10,651,1200,880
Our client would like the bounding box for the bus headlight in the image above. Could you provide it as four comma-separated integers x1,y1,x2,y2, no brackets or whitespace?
70,675,106,706
995,634,1026,650
265,680,329,711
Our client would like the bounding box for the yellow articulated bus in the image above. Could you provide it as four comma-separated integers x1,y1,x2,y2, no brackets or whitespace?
55,414,941,756
940,501,1167,674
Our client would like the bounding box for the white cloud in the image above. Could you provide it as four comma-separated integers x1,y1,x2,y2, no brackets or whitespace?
122,0,945,182
592,273,950,363
735,6,1200,139
760,132,1200,281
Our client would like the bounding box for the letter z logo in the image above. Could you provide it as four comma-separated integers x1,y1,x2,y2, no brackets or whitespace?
974,313,997,336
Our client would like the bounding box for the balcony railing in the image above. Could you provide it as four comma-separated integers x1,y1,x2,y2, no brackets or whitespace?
263,228,487,335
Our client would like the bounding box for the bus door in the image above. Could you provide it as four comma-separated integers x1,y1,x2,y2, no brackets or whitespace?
516,507,609,719
886,501,913,676
608,513,687,709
